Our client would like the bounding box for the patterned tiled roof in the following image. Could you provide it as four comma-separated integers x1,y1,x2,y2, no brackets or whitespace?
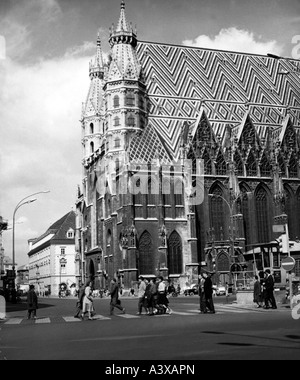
134,41,300,160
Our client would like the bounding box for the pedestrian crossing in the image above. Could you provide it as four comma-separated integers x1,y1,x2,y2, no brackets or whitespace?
0,305,285,325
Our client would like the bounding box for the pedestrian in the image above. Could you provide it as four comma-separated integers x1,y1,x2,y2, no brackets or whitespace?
147,278,157,315
81,280,96,320
203,271,215,313
157,276,172,314
74,280,88,318
198,272,207,313
137,276,147,315
253,275,262,308
264,269,277,309
27,284,38,320
109,278,126,315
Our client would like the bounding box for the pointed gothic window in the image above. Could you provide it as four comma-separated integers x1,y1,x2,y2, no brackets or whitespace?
126,93,135,106
242,121,256,146
209,185,225,241
278,154,286,177
284,186,295,239
138,231,154,275
260,153,272,177
216,252,230,272
246,150,257,176
168,231,182,274
234,152,244,176
89,123,94,134
215,151,227,175
90,141,94,154
203,149,212,175
114,116,120,126
174,179,184,206
288,155,298,178
113,95,120,108
255,186,270,244
240,185,251,247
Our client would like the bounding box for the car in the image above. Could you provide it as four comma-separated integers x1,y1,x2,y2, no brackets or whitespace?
215,285,226,296
183,283,199,296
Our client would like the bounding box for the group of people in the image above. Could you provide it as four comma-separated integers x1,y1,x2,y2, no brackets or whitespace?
137,275,172,315
198,270,216,314
74,278,126,320
26,269,278,320
253,269,277,309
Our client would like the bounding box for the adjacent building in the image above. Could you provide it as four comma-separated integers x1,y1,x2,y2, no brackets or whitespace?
27,210,77,295
76,1,300,290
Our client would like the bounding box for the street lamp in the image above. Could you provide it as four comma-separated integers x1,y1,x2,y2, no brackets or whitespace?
11,190,50,303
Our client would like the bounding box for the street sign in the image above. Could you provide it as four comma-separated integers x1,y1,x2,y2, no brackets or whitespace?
281,257,295,271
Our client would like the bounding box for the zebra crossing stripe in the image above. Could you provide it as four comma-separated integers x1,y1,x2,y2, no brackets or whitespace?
63,316,82,322
171,311,196,316
35,318,51,324
4,318,22,325
117,314,141,319
93,315,110,320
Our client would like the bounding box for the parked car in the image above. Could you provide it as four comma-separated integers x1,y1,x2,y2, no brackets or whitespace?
213,285,226,296
183,283,199,296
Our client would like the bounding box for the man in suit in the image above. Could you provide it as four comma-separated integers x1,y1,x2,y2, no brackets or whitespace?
203,271,215,314
264,269,277,309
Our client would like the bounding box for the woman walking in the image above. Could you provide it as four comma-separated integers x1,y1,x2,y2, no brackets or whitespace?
81,280,95,320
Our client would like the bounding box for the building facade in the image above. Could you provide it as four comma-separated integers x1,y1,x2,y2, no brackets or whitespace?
76,1,300,290
28,211,77,295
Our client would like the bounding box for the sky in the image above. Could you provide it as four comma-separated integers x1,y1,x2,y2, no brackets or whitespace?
0,0,299,267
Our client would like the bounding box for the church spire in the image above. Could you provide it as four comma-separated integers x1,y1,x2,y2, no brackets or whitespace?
89,30,104,79
117,0,129,32
109,1,137,48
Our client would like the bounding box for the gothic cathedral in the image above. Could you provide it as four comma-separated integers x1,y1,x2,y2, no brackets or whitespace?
75,1,300,290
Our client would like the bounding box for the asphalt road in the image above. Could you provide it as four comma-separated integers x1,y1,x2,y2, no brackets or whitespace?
0,295,299,361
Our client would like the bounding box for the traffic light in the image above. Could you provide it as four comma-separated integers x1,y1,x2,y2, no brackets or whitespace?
278,234,288,253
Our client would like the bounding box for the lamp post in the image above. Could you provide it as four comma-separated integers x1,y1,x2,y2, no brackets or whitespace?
11,190,50,303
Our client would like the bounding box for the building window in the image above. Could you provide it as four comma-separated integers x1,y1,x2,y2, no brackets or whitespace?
114,116,120,126
209,185,225,241
215,151,227,175
255,186,270,244
168,231,182,274
89,123,94,134
138,231,154,275
113,95,120,108
127,114,135,126
288,155,298,178
139,96,144,109
260,153,272,177
67,229,74,239
90,141,94,154
246,150,257,176
234,152,244,176
203,149,212,175
115,138,120,148
126,93,135,106
60,248,65,256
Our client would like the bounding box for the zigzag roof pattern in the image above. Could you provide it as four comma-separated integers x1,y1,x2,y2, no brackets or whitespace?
135,41,300,160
